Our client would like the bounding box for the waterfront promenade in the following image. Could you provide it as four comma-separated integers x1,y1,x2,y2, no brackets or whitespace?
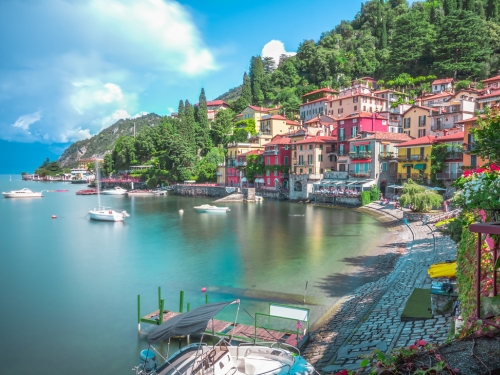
302,202,457,372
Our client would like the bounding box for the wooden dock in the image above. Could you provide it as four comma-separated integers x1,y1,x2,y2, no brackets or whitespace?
141,309,305,348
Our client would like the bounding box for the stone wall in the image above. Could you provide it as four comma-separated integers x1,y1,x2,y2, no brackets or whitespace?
174,185,239,197
289,174,316,201
256,189,282,200
242,188,256,201
335,196,361,206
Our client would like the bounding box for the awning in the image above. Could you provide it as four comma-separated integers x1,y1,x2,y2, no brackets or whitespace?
351,159,372,163
353,142,369,146
256,178,264,183
361,180,376,187
402,164,413,167
337,158,348,163
241,177,247,182
414,164,426,170
148,300,239,344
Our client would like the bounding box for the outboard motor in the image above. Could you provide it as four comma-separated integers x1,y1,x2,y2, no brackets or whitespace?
139,349,158,372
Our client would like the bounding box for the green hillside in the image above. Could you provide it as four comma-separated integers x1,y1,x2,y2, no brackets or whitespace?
57,113,163,168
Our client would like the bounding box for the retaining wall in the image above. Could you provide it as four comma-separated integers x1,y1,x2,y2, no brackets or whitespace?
174,185,239,197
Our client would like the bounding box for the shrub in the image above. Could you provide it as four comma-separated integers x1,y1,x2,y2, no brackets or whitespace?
398,179,443,212
360,191,371,206
370,185,381,201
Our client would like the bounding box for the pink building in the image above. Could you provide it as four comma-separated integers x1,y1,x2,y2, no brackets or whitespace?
335,111,389,157
233,149,264,187
262,135,292,190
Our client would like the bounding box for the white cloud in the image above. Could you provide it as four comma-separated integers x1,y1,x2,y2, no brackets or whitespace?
0,0,216,144
12,112,41,131
261,40,296,66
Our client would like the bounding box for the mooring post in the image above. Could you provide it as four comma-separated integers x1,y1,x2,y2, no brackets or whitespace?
159,299,165,325
179,290,184,313
187,302,191,312
137,294,141,333
158,286,161,310
205,294,209,304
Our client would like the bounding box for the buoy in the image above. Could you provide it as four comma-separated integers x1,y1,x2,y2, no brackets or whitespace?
179,209,184,213
201,287,207,293
51,215,57,219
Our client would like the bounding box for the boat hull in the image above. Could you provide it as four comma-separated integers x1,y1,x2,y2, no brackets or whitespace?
89,209,126,221
2,189,43,198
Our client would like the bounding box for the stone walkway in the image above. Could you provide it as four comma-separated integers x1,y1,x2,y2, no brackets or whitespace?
301,203,458,372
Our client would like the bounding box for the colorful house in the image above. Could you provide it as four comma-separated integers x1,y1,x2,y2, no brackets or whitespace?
329,88,388,118
252,115,301,146
482,74,500,89
394,136,434,183
241,105,281,122
401,105,437,138
434,132,464,182
431,78,454,94
205,100,230,121
303,115,337,137
262,135,292,190
238,149,264,187
456,116,488,169
226,142,263,186
292,136,337,175
300,88,338,121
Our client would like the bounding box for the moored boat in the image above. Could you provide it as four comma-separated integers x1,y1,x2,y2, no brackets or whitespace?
102,186,128,195
88,207,130,221
2,188,44,198
127,189,156,197
76,189,98,195
194,204,230,212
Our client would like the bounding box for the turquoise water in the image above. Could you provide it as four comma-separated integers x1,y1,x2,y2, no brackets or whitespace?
0,175,387,374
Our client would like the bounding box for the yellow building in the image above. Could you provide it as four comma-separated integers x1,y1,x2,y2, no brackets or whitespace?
78,157,103,170
394,136,434,183
401,105,437,138
226,142,264,166
252,115,301,146
240,105,281,122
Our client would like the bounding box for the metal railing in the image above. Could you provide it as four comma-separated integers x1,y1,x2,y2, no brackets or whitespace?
398,154,427,162
379,152,397,159
436,172,460,180
397,173,428,180
349,151,372,159
445,152,463,160
264,149,279,155
463,143,476,153
349,171,372,178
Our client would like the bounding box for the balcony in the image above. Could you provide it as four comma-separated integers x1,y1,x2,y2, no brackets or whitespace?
236,161,247,167
349,170,372,178
388,121,400,127
463,143,476,153
436,172,460,180
379,152,397,160
264,149,279,155
325,147,335,154
397,173,428,180
398,154,427,162
445,152,463,160
349,151,372,160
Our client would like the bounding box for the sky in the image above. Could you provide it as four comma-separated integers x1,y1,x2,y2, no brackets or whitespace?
0,0,372,174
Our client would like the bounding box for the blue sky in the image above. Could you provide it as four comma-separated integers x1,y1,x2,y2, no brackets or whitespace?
0,0,371,173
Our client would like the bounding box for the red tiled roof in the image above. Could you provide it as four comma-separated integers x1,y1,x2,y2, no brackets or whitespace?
395,133,462,148
482,75,500,83
286,119,301,126
348,132,412,142
239,149,264,157
302,88,338,97
477,91,500,100
266,135,292,145
258,114,287,121
419,92,454,102
206,100,229,107
246,105,280,113
435,131,464,142
294,136,336,145
300,96,334,106
432,78,454,85
402,105,437,116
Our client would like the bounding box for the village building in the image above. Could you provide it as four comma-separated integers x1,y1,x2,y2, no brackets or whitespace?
262,135,292,190
434,132,464,182
205,100,230,121
299,88,338,122
431,78,454,94
328,87,389,118
303,115,337,137
292,136,337,175
401,105,437,138
250,115,301,146
456,116,488,169
225,142,263,186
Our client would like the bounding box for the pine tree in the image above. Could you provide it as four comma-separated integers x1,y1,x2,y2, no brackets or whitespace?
249,56,265,106
464,0,475,12
180,100,196,154
177,100,185,122
443,0,457,15
487,0,499,20
241,72,252,105
195,88,211,155
379,0,387,49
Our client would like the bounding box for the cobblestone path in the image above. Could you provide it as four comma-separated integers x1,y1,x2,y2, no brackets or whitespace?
301,203,457,372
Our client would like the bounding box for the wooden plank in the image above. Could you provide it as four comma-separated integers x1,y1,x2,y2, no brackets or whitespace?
206,319,232,333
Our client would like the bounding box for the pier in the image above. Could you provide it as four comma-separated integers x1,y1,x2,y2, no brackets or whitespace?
138,288,310,349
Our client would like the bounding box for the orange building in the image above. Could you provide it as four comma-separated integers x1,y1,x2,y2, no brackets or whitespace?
455,116,488,169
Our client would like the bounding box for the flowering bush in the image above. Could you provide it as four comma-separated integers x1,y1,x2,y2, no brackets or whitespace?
454,165,500,220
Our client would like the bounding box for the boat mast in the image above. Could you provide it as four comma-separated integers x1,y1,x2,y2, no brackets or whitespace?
96,160,101,208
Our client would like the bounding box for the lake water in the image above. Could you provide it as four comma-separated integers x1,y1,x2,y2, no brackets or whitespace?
0,174,388,374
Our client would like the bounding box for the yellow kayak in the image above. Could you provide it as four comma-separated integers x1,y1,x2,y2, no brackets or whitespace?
428,262,456,278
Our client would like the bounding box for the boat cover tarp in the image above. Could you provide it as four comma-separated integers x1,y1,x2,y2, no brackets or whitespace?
427,262,456,278
147,300,238,343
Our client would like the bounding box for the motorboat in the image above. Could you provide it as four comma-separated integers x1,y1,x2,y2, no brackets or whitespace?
2,188,44,198
134,300,315,375
194,204,230,212
101,186,128,195
88,207,130,221
127,190,156,197
76,189,98,195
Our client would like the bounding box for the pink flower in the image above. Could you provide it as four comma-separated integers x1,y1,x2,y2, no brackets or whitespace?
335,370,349,375
408,345,418,350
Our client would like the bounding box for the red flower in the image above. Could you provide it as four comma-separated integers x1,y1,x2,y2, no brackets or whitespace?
408,345,418,350
416,339,427,346
335,370,349,375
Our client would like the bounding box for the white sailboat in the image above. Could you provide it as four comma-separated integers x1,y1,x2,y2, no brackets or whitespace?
88,162,129,222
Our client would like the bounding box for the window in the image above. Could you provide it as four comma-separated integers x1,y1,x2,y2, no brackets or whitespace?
284,156,289,165
298,155,304,165
318,154,323,162
307,155,313,164
309,168,312,174
266,170,270,176
404,118,411,128
339,164,346,171
353,118,358,123
470,155,477,168
418,115,426,127
274,170,278,176
339,144,345,155
267,178,270,184
266,157,270,164
353,97,358,103
418,129,426,137
320,168,323,173
351,126,358,137
338,108,343,114
340,120,344,125
339,100,343,105
354,105,358,111
363,106,366,111
300,168,303,173
300,145,303,150
284,145,289,150
363,97,367,103
381,162,387,171
275,156,278,164
339,128,345,141
309,144,313,150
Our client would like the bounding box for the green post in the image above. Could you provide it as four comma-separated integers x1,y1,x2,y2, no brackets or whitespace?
138,294,141,333
158,286,161,310
179,290,184,313
205,294,208,304
187,302,190,312
159,299,165,325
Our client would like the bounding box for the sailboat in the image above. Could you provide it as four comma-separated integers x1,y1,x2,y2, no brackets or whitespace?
88,161,130,222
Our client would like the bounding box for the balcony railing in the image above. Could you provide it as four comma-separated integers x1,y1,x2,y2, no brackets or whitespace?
398,154,428,162
463,143,476,153
349,151,372,159
236,161,247,167
436,172,460,180
388,121,400,127
349,171,372,178
445,152,463,160
397,173,429,180
379,152,397,159
264,149,279,155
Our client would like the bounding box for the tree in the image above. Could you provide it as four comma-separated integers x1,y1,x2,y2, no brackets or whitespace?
241,72,252,104
180,100,196,155
433,10,491,79
113,135,137,170
454,80,472,91
398,179,443,212
102,153,114,176
249,56,265,105
470,110,500,163
262,56,276,74
196,147,225,182
274,88,301,120
210,108,235,147
177,100,185,122
195,88,211,155
487,0,499,20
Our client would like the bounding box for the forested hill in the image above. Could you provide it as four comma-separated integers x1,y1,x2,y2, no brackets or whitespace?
57,113,163,168
223,0,500,116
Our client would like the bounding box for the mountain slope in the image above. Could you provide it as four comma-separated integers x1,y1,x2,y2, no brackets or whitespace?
57,113,163,168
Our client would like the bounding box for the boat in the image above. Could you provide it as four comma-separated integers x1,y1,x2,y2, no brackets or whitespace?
88,161,130,222
2,188,44,198
101,186,128,195
194,204,230,212
88,207,130,221
134,300,315,375
127,190,156,197
76,189,98,195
